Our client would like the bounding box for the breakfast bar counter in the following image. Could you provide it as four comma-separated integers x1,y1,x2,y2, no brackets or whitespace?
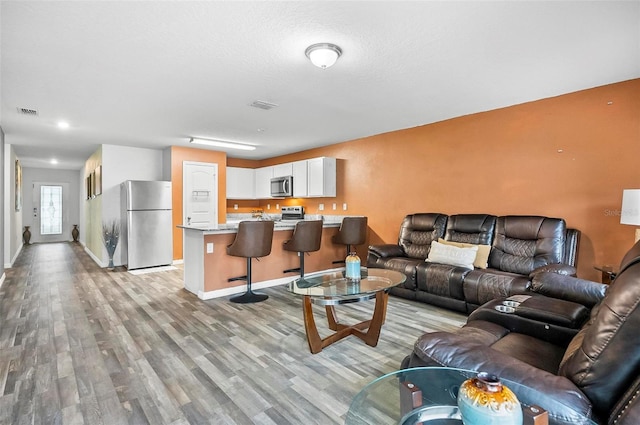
179,220,345,299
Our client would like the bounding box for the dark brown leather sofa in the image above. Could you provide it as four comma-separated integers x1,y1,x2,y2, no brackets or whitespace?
402,240,640,425
367,213,580,313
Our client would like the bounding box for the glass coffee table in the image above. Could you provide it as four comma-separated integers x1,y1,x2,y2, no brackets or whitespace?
287,268,406,354
346,367,597,425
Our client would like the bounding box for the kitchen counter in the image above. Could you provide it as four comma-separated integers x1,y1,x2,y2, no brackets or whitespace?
179,218,358,300
178,219,340,235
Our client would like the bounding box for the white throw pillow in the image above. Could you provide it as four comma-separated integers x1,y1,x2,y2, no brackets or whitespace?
426,241,478,269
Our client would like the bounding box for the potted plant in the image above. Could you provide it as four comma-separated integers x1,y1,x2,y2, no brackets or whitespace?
102,220,120,270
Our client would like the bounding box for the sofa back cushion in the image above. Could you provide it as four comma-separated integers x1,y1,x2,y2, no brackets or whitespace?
444,214,497,245
558,240,640,420
398,213,448,259
489,216,566,275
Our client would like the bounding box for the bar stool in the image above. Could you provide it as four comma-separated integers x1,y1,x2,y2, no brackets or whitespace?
332,216,368,264
227,220,274,303
283,220,323,278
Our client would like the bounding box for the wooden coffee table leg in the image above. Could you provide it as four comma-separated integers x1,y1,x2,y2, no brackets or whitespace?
352,291,388,347
303,295,323,354
303,291,390,353
326,305,338,331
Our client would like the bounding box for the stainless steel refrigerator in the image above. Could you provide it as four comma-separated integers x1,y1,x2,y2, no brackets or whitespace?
121,180,173,270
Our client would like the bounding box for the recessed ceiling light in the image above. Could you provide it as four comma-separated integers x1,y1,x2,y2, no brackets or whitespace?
50,159,58,164
190,138,256,151
57,121,69,129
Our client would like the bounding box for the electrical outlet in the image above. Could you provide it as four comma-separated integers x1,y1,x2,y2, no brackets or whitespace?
319,203,324,211
276,204,279,210
332,203,337,210
206,243,214,254
234,204,238,210
343,203,348,210
267,204,271,210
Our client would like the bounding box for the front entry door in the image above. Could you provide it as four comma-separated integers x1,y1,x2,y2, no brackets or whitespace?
32,182,70,243
183,161,218,227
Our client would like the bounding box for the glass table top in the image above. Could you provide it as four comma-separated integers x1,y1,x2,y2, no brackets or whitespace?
287,267,406,299
346,367,597,425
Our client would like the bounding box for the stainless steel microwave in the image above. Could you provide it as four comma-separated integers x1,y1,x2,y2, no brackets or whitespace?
270,175,293,197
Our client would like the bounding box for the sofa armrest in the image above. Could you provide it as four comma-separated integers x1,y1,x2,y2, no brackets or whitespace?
530,272,607,308
530,263,577,278
468,297,586,346
368,244,405,259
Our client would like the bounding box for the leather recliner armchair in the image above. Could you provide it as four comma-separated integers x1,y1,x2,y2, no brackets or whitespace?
402,240,640,424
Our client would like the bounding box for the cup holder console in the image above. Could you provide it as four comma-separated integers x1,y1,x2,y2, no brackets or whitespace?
494,299,521,313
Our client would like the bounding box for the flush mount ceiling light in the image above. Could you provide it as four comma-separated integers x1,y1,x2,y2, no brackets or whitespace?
190,138,256,151
305,43,342,69
57,121,69,129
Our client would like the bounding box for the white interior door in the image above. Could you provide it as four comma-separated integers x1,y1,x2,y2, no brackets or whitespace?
183,161,218,227
32,182,70,243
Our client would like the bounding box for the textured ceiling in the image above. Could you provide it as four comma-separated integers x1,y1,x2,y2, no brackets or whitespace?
2,1,639,169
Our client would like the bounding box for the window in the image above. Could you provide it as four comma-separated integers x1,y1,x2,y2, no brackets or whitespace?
41,185,63,235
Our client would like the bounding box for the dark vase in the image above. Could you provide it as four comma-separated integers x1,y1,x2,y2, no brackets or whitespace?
72,225,79,242
23,226,31,245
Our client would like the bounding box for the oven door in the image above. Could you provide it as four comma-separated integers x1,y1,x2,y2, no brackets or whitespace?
270,176,293,197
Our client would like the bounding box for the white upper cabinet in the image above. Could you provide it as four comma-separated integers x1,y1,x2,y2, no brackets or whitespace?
254,166,274,199
307,157,336,197
292,160,308,198
225,157,336,200
226,167,255,199
272,163,293,178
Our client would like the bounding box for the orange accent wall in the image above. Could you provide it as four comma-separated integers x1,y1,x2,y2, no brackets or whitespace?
227,79,640,281
170,146,228,259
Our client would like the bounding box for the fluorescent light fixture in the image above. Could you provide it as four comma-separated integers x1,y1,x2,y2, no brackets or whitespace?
57,121,69,129
190,138,256,151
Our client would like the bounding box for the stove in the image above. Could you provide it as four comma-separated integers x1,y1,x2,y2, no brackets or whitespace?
281,206,305,221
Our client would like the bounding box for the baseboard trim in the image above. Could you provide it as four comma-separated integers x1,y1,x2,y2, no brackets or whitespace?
83,244,107,268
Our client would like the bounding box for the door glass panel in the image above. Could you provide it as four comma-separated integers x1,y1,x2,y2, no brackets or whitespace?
41,185,63,235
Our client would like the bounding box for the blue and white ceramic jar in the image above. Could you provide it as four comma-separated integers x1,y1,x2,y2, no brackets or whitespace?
457,372,522,425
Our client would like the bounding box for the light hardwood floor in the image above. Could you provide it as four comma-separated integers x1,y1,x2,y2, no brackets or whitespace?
0,242,466,425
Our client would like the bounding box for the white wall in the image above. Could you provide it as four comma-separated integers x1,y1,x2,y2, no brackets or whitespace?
0,127,4,278
3,144,22,268
96,144,164,266
21,167,81,243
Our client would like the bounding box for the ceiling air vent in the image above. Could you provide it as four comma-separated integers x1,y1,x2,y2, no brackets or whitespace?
249,100,278,110
17,107,38,116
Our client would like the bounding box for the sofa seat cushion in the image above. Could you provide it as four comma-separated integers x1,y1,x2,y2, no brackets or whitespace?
381,257,424,290
411,322,594,424
416,262,470,300
463,269,531,306
491,333,565,374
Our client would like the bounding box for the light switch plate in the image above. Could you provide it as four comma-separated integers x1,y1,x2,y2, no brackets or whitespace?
206,243,214,254
319,203,324,211
343,203,348,210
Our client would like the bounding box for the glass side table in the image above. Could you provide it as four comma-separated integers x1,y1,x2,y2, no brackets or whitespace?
346,367,597,425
